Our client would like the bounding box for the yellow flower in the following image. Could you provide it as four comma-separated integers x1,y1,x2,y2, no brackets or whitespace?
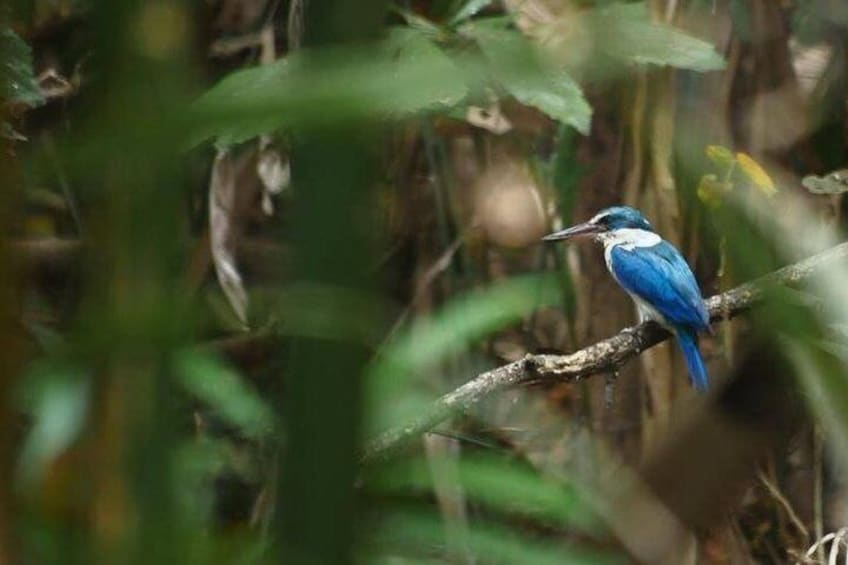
705,145,736,169
736,152,777,196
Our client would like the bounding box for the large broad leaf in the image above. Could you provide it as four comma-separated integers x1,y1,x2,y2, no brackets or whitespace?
174,351,274,439
190,28,468,147
375,455,597,530
0,27,43,107
17,365,89,487
594,3,725,72
365,274,561,433
367,511,613,564
464,20,592,134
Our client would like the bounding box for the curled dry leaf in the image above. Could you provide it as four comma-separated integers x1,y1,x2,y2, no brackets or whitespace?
802,169,848,195
209,149,249,327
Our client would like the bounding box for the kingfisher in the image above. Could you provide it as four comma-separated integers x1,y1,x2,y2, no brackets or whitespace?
543,206,711,391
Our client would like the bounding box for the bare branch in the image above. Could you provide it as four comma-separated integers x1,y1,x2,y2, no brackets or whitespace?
362,241,848,463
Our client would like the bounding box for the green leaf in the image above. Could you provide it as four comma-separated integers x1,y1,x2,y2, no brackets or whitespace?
390,5,445,37
375,455,597,530
190,28,469,147
374,274,560,380
594,2,725,72
17,364,90,487
777,243,848,470
785,340,848,466
464,20,592,133
366,274,561,432
174,351,274,439
368,511,616,564
250,282,390,345
0,27,44,107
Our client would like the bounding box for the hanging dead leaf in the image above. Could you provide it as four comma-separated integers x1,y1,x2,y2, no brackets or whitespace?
209,149,249,327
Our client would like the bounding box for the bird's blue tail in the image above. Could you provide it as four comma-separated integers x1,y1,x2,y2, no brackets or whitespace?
675,329,708,392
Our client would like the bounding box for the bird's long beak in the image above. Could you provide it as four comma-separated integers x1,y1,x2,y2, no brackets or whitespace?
542,221,604,241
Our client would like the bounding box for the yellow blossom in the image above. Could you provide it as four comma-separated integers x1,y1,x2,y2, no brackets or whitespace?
705,145,736,169
736,152,777,196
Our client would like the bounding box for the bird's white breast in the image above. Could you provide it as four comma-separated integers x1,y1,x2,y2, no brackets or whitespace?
598,228,669,326
599,228,662,270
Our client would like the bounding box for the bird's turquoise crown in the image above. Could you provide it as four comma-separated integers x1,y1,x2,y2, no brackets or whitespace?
591,206,654,232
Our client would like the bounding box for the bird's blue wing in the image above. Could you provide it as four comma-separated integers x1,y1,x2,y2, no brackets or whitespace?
609,241,709,330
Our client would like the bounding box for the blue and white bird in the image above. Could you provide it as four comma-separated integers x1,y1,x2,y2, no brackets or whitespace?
543,206,711,391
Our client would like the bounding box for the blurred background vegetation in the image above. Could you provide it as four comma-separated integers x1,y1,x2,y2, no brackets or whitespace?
3,0,848,563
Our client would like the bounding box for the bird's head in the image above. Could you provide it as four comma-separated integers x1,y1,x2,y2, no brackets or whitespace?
542,206,654,242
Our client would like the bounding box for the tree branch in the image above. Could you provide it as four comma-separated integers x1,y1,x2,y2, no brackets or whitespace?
362,241,848,463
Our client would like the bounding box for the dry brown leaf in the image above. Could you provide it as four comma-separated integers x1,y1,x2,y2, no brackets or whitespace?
209,149,249,327
803,169,848,195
